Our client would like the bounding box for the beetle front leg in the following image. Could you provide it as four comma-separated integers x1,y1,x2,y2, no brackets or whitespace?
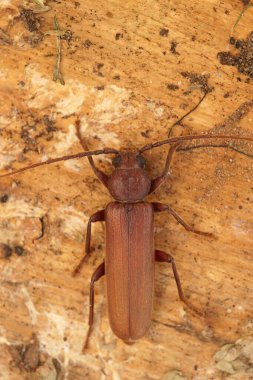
83,261,105,351
149,143,179,194
152,202,213,237
72,209,105,276
75,120,109,189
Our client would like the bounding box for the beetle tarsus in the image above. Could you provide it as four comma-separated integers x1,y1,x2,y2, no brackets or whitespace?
82,325,92,352
192,230,214,238
80,262,105,352
72,257,89,277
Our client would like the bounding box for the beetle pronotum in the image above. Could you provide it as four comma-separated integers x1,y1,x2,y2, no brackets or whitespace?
1,122,253,349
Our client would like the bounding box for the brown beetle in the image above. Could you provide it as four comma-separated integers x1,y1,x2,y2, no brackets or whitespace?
1,127,253,348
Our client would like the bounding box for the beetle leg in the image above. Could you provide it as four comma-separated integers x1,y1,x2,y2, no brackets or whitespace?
84,261,105,351
155,250,204,316
152,202,213,237
149,143,180,194
155,249,187,303
87,155,109,188
75,120,109,188
72,209,105,276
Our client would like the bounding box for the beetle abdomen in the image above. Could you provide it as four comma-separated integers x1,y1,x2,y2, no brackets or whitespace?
105,202,154,341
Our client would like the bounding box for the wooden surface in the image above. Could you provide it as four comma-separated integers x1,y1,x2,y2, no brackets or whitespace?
0,1,253,379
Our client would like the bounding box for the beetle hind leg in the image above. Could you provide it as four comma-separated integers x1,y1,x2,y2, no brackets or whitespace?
83,261,105,351
72,209,105,276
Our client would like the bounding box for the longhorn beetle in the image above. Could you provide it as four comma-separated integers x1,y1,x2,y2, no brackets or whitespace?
1,120,253,349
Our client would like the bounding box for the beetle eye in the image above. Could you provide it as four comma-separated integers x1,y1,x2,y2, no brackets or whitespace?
112,155,122,167
136,155,146,168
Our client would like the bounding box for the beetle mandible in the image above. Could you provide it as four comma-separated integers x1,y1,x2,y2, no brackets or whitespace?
1,123,253,349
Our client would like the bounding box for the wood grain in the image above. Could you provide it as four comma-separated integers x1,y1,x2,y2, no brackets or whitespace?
0,0,252,379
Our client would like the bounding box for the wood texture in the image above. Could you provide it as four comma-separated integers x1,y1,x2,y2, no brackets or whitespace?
0,0,253,379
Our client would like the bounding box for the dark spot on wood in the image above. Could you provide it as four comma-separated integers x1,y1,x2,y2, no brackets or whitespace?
170,41,179,54
218,33,253,77
42,115,57,133
93,63,104,77
159,28,169,37
167,83,179,91
83,39,92,49
60,29,73,42
230,37,236,45
181,71,213,93
20,9,40,32
115,33,123,40
106,11,114,18
15,246,25,256
0,194,9,203
0,244,12,258
141,130,151,138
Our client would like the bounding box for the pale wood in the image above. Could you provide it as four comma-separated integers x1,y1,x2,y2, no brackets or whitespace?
0,0,253,379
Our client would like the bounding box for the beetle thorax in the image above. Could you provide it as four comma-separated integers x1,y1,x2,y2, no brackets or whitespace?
108,152,151,202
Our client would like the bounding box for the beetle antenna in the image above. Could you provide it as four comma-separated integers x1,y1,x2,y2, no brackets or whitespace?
168,91,207,137
139,134,253,153
0,148,119,178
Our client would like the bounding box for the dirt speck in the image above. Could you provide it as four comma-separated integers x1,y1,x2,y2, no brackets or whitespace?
141,130,151,138
83,39,92,49
15,246,25,256
60,29,73,42
20,9,40,32
93,63,104,77
160,28,169,37
167,83,179,91
0,194,9,203
217,32,253,78
0,244,12,259
115,32,123,40
170,40,179,55
181,71,213,93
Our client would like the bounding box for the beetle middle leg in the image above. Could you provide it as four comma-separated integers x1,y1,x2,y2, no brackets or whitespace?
155,250,202,315
84,261,105,350
155,249,187,303
153,202,213,237
72,209,105,276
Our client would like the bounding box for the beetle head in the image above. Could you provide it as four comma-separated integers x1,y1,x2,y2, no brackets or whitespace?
108,152,151,202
